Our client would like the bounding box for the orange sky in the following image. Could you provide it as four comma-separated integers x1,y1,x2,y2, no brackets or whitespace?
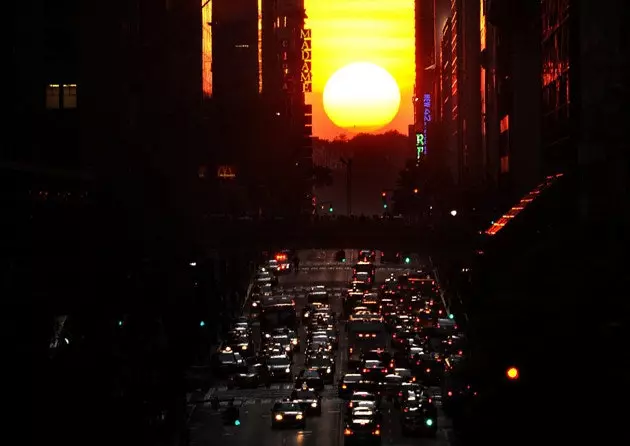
305,0,415,140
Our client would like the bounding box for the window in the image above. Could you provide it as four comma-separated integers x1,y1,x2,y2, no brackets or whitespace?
63,84,77,108
46,84,60,109
46,83,77,109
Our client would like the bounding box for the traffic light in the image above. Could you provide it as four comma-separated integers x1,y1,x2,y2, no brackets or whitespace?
381,191,388,209
329,206,333,213
448,313,454,320
506,366,519,380
425,418,434,427
413,188,419,194
199,320,206,327
118,320,123,327
404,256,411,264
234,419,241,426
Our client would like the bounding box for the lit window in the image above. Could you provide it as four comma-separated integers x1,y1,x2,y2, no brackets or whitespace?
46,83,77,109
46,84,60,109
63,84,77,108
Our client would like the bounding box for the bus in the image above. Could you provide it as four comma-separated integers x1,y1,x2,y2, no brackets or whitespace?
260,302,297,333
347,320,388,361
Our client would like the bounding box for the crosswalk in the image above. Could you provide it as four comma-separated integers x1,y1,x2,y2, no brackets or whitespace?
200,383,339,403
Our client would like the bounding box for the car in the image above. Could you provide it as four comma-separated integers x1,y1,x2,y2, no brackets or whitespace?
271,401,305,429
305,354,335,383
227,365,262,389
265,354,293,382
338,374,363,399
290,385,322,415
295,369,325,391
343,417,381,445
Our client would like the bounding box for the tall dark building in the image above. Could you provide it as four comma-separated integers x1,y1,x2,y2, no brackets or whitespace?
206,0,261,214
8,0,203,247
413,0,436,161
435,0,482,190
260,0,312,215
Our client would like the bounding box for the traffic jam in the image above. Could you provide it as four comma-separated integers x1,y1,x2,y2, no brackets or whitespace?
209,249,470,443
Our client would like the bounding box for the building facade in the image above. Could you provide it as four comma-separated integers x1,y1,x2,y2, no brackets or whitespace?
260,0,313,215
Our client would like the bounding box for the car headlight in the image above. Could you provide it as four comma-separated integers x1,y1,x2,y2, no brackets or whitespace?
275,414,283,421
252,302,258,307
291,339,298,345
326,367,331,374
285,345,291,351
304,312,310,318
241,345,248,350
265,334,270,338
327,345,332,350
311,402,318,408
296,413,304,420
285,367,291,373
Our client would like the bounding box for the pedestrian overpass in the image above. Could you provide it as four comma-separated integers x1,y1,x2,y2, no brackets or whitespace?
201,217,474,254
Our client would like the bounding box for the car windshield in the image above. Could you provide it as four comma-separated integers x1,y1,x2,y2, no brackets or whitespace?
267,357,289,365
218,353,236,362
273,403,301,412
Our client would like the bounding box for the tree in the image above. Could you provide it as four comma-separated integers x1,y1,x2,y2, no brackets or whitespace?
312,165,333,187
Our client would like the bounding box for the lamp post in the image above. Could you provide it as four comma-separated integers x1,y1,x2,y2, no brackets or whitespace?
340,157,353,216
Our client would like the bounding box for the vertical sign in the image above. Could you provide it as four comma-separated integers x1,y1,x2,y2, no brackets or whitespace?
300,28,312,93
416,132,425,159
422,93,431,155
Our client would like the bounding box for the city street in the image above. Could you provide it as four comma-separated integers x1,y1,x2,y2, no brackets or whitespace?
188,249,453,446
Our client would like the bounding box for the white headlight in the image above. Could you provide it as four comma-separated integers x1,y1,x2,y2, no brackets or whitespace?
311,402,318,408
296,413,303,420
326,367,331,374
285,367,291,373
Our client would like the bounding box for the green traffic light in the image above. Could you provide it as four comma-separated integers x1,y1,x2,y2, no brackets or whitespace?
329,207,333,212
234,420,241,426
448,313,454,320
425,418,433,427
342,258,346,262
118,320,123,327
200,321,206,327
383,204,388,209
404,257,411,264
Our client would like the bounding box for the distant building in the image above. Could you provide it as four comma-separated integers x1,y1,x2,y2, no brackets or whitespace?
260,0,313,215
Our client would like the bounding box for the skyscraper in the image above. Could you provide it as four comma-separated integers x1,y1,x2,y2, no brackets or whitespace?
260,0,312,215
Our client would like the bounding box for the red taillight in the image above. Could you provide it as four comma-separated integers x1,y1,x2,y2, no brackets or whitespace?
403,408,409,412
392,334,396,338
428,398,432,403
458,350,463,355
398,391,403,397
372,429,380,436
363,368,369,373
447,391,453,397
381,368,387,373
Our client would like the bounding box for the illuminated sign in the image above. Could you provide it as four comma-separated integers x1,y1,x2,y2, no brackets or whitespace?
422,94,431,156
416,132,425,159
217,165,236,179
300,28,312,93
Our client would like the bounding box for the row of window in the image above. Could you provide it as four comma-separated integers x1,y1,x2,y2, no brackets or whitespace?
46,84,77,109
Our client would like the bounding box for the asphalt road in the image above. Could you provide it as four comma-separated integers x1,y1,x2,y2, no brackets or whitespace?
188,249,452,446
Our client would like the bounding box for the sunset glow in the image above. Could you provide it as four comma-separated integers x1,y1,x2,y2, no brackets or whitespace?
305,0,415,139
323,62,401,132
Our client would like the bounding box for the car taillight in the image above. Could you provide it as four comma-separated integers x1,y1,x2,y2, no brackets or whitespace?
372,429,380,436
348,402,353,408
392,333,396,338
426,368,431,373
342,384,347,389
381,368,387,373
447,391,453,396
403,407,409,412
363,368,369,373
398,391,403,397
428,398,432,403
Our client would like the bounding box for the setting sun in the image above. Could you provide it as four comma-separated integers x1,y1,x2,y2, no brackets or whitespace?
323,62,401,132
305,0,415,138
